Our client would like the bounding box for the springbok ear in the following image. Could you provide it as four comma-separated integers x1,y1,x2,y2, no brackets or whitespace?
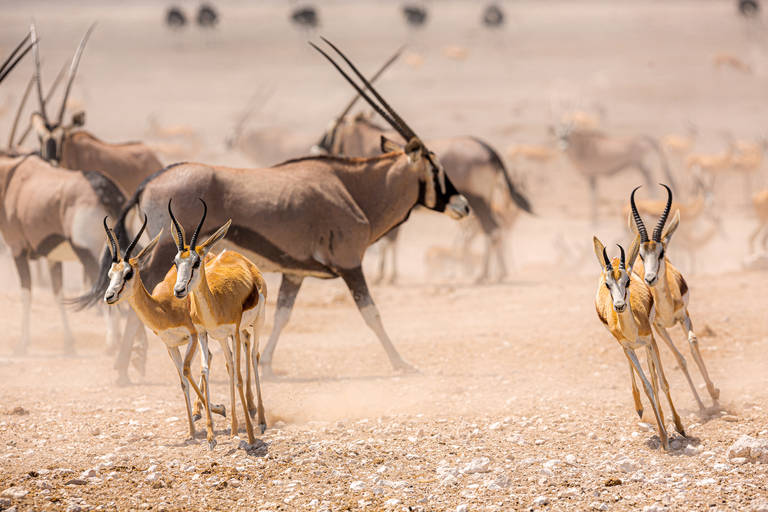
71,111,85,127
199,219,231,251
627,233,641,273
593,236,607,268
133,230,163,264
627,210,639,235
31,112,48,136
404,138,423,164
662,209,680,245
380,135,403,154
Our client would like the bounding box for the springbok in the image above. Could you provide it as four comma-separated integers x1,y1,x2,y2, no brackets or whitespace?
169,200,268,445
101,215,226,447
749,189,768,253
75,39,470,378
27,23,163,195
593,236,685,451
0,153,123,355
553,124,675,224
628,185,720,413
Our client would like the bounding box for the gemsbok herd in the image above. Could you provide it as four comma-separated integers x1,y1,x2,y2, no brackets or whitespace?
0,24,732,452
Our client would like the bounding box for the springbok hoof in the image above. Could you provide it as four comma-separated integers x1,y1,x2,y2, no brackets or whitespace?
636,408,644,419
258,423,267,434
207,439,216,451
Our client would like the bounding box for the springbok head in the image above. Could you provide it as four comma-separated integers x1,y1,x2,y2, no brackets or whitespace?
593,235,641,313
103,215,162,305
29,23,93,165
311,38,469,220
169,198,231,299
628,184,680,286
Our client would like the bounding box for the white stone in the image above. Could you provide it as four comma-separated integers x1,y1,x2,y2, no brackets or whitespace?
462,457,490,474
727,435,768,463
752,501,768,512
643,505,668,512
145,472,161,482
533,496,549,507
0,488,27,499
696,477,717,486
488,422,503,431
563,487,580,498
565,454,577,465
80,468,99,479
384,499,400,507
456,505,468,512
349,481,365,491
713,463,730,472
618,459,639,473
590,502,608,510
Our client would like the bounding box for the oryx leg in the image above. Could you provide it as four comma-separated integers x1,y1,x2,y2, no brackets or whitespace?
47,261,76,353
654,323,705,412
649,337,686,436
491,229,507,282
587,175,599,227
195,332,217,450
624,353,643,418
12,254,31,355
167,344,196,439
385,228,400,285
625,348,669,450
761,225,768,251
681,311,720,404
251,302,267,433
467,195,497,283
233,325,256,445
261,273,303,377
339,266,416,373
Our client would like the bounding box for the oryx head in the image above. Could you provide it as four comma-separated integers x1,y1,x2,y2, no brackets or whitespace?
593,235,640,314
628,184,680,287
29,23,93,166
169,198,231,299
103,215,162,305
311,38,470,220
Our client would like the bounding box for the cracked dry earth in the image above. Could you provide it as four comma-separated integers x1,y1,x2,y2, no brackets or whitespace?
0,249,767,512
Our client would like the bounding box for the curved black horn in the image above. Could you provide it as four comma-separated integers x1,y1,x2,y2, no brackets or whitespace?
103,216,118,262
602,247,612,270
617,244,626,270
320,37,418,141
123,214,147,260
652,183,673,242
0,31,34,85
630,186,649,242
29,23,48,123
57,23,95,126
168,199,185,251
189,198,207,249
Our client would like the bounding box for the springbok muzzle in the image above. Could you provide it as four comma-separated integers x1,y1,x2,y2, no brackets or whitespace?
447,195,470,219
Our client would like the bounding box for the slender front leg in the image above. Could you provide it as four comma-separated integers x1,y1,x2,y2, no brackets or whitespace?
681,311,720,404
625,348,669,450
184,340,225,420
654,323,705,412
218,336,238,437
12,254,31,355
251,301,267,433
261,273,303,377
47,261,76,353
196,332,217,450
167,345,196,439
624,353,643,418
233,327,256,445
645,345,666,428
339,266,416,373
648,337,686,436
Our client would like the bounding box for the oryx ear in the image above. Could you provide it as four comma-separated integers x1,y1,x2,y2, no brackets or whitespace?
404,138,423,164
199,219,231,251
71,111,85,127
31,112,48,136
380,135,403,154
134,229,163,264
662,209,680,245
627,233,641,273
593,236,606,268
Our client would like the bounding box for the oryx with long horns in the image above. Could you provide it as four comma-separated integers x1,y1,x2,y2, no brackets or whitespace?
75,38,469,377
0,30,35,86
628,184,720,413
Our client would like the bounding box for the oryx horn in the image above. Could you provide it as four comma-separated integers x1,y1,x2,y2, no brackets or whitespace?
0,30,34,84
30,22,48,123
57,23,96,126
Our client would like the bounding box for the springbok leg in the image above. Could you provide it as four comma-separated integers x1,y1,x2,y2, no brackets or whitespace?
625,353,643,418
681,311,720,404
625,347,669,450
261,273,303,377
47,261,76,353
645,346,666,428
217,335,238,437
168,345,196,439
649,337,686,436
233,325,256,445
12,254,30,355
339,266,416,373
185,340,225,421
242,330,256,417
196,332,217,450
654,324,705,412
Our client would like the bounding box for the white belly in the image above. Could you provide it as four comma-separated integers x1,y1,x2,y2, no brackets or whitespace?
156,326,193,348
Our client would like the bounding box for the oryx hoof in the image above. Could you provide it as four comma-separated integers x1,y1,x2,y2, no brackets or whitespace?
115,374,131,387
394,360,419,375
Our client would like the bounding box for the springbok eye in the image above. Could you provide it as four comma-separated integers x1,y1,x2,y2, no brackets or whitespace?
193,258,201,269
659,249,665,259
125,268,134,281
605,282,610,289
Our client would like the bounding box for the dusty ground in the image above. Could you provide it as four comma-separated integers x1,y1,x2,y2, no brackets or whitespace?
2,1,768,511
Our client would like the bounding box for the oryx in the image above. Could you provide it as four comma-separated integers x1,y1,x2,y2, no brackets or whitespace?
75,39,469,377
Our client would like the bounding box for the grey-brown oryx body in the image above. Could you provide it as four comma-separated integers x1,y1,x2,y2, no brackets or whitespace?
27,23,163,196
0,153,123,354
77,39,470,377
629,185,720,413
554,125,675,224
317,112,532,283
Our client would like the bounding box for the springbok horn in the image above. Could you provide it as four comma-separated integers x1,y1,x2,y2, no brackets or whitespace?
320,37,418,141
57,23,96,126
103,216,119,262
652,183,673,242
168,199,186,251
602,247,612,270
123,214,147,260
0,31,34,84
16,59,68,147
617,244,626,270
630,186,649,243
189,198,207,249
309,42,401,140
30,23,48,123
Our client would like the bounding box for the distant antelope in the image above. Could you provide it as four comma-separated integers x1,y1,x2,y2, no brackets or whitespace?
27,23,163,196
101,215,226,446
593,236,685,451
507,143,558,165
629,185,720,412
661,123,698,158
712,53,752,74
75,39,469,378
748,189,768,253
170,200,268,445
553,124,675,224
685,146,732,174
